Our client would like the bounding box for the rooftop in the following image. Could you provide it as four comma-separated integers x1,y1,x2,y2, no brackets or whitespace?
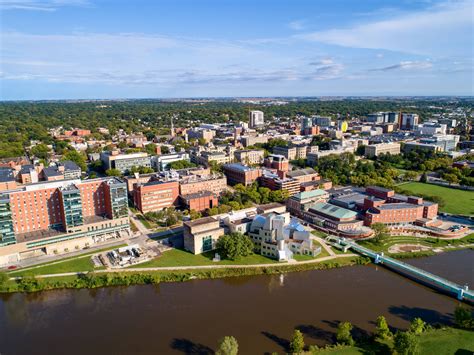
181,190,215,200
224,163,257,172
309,202,357,219
0,167,14,183
375,203,421,211
184,216,218,228
292,189,327,200
287,168,318,178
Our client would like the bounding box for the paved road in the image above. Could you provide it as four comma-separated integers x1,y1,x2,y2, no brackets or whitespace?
10,253,358,280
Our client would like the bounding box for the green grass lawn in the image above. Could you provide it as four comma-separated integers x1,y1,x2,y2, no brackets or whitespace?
128,248,278,268
398,182,474,215
311,230,328,238
293,254,316,261
11,257,94,276
8,243,127,276
319,328,474,354
359,234,474,254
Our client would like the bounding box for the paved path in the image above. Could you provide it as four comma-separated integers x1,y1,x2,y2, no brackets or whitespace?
10,253,358,280
312,236,336,256
128,210,150,235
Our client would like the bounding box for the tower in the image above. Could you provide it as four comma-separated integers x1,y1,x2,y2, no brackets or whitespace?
170,115,175,138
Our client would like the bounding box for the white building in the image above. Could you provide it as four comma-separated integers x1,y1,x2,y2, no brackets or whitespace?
415,121,447,136
249,110,265,128
248,212,321,261
151,152,190,171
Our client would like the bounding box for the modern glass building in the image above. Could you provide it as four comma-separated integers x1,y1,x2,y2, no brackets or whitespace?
107,179,128,219
0,194,16,246
60,184,84,231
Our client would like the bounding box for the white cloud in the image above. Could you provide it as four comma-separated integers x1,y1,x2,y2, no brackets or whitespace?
0,30,345,86
297,0,473,56
369,60,433,72
288,20,306,31
0,0,90,11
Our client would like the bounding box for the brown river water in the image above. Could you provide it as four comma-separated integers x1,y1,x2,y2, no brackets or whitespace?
0,249,473,354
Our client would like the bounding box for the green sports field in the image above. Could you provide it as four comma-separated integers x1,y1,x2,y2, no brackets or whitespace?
398,182,474,215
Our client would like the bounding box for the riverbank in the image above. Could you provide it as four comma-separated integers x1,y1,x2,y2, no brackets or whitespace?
0,255,367,294
3,234,474,293
1,250,472,354
293,327,474,354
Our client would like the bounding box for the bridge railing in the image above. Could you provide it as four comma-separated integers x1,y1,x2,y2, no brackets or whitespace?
330,236,473,298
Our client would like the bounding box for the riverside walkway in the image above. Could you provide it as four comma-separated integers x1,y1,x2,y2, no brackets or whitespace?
328,236,474,302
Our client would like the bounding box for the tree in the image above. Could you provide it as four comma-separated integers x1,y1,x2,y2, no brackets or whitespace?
31,143,50,160
375,315,392,340
409,318,426,335
269,189,289,203
105,168,122,177
443,173,459,185
289,329,305,354
371,223,389,244
393,331,419,355
420,173,428,183
0,271,8,287
215,336,238,355
216,233,254,260
189,209,202,220
138,166,154,174
160,145,170,154
336,321,354,346
454,304,474,329
62,150,87,171
206,207,219,216
168,159,196,170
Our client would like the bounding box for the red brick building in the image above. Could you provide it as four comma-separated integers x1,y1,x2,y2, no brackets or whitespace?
223,163,262,186
264,155,289,172
180,191,218,212
363,186,438,226
133,180,179,214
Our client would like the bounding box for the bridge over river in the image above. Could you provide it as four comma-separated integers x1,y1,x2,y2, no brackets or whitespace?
328,236,474,302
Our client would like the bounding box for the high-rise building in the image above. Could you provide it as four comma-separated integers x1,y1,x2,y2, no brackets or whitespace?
249,110,265,128
400,113,419,130
0,177,130,265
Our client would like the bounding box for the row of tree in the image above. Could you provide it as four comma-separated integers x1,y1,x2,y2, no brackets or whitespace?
211,306,474,355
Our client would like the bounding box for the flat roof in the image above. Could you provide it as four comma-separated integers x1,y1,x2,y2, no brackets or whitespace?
287,168,318,178
0,167,14,182
181,190,214,200
376,203,421,210
224,163,255,172
293,189,327,200
184,216,218,227
309,202,357,219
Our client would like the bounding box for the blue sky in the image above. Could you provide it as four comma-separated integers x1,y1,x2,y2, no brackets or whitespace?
1,0,473,100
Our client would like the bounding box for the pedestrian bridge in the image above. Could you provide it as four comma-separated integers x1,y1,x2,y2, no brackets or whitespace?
327,236,474,302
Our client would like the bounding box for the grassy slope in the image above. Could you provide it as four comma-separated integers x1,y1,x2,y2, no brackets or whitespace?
399,182,474,215
8,243,127,276
359,234,474,254
128,248,278,268
12,257,95,276
319,328,474,354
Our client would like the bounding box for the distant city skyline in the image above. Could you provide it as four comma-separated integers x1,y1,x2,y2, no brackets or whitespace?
1,0,473,100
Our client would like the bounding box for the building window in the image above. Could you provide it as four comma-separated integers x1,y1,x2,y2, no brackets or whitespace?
202,236,212,252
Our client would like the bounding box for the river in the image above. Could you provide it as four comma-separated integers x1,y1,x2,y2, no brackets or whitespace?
0,249,473,354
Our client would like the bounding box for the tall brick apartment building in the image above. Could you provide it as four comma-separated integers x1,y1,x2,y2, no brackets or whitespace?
0,177,129,265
